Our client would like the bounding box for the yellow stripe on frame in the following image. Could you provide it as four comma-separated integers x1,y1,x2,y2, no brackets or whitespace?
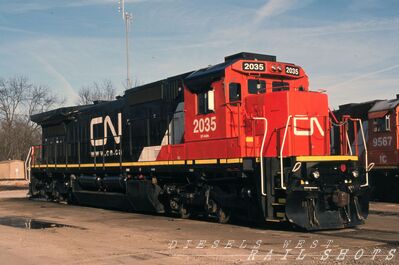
79,163,96,168
226,158,242,164
123,161,168,167
103,163,122,167
195,159,218,165
296,155,359,162
31,157,245,169
170,160,185,165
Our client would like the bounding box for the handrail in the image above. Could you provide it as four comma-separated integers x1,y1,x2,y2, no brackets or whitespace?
252,117,268,196
328,107,340,124
280,115,294,190
24,146,33,181
332,117,370,187
355,119,369,187
345,131,353,155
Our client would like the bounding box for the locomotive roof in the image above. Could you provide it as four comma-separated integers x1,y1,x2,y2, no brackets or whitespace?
184,60,235,93
185,52,277,93
31,105,91,125
335,100,381,120
31,52,278,125
369,97,399,113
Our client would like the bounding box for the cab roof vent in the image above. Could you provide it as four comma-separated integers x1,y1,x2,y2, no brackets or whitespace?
224,52,276,62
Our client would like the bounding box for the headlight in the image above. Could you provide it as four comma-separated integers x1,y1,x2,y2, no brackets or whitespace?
352,170,359,178
311,170,320,179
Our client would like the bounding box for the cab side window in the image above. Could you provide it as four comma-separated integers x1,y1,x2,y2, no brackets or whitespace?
248,79,266,94
229,83,241,102
197,90,215,114
373,115,391,132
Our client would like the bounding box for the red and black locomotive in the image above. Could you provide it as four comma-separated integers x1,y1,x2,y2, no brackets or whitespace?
29,52,370,230
333,95,399,201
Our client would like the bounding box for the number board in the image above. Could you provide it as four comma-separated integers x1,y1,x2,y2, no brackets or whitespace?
242,62,265,72
285,66,300,76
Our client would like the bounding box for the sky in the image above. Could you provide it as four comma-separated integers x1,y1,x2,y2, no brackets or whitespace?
0,0,398,107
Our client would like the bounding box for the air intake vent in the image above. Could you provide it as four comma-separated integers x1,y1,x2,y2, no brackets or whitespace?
224,52,276,62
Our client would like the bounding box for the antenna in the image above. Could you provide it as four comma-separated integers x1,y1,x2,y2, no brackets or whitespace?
118,0,133,88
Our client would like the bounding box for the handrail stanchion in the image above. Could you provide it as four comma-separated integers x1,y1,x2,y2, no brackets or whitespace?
280,115,293,190
346,131,353,155
330,117,372,187
252,117,268,196
24,146,33,181
356,119,369,187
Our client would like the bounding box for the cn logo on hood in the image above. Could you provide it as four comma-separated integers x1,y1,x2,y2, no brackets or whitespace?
90,113,122,147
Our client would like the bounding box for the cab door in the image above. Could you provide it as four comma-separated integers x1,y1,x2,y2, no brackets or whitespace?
226,82,242,138
184,80,228,140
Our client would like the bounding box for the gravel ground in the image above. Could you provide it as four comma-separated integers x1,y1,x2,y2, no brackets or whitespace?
0,190,397,265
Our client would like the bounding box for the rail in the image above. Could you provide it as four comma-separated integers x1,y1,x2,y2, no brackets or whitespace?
252,117,268,196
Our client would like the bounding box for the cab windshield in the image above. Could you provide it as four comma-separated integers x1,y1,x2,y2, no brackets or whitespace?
247,79,266,94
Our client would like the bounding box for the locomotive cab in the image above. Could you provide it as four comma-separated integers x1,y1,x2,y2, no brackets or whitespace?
368,98,399,169
179,53,369,229
367,97,399,201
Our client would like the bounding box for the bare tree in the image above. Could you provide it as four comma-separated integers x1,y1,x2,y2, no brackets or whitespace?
0,76,28,126
27,85,59,118
0,75,60,160
77,79,117,105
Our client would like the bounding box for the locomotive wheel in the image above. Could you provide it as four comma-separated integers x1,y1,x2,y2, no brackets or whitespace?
217,207,230,224
179,205,191,219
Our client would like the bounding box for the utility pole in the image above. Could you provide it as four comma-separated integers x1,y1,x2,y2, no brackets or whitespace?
118,0,133,88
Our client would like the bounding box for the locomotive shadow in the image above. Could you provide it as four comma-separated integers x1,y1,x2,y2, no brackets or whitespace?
23,196,363,233
27,195,297,232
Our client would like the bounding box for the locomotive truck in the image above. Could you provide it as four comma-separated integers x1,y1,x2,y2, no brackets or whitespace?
28,52,371,230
